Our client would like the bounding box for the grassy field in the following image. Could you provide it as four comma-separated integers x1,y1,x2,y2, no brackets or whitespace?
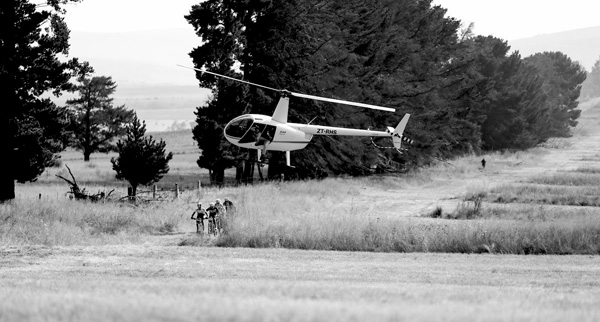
2,99,600,320
1,246,599,322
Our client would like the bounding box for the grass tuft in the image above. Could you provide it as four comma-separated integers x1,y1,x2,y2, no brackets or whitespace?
425,206,443,218
530,172,600,186
488,184,600,207
569,167,600,174
0,198,189,246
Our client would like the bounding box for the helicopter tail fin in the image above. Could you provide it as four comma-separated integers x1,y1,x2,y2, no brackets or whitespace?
391,114,410,151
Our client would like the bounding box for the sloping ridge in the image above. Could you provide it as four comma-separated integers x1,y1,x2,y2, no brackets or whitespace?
509,26,600,70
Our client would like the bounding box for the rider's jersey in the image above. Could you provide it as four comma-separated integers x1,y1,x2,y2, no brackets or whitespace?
192,209,207,220
215,203,226,216
206,206,218,220
223,200,234,212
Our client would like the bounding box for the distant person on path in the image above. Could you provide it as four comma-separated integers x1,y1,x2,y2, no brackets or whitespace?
190,202,208,234
481,158,486,169
206,202,219,235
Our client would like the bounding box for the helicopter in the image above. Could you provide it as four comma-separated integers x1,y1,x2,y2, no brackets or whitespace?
179,65,411,167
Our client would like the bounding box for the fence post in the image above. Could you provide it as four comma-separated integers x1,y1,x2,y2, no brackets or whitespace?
175,183,180,199
153,185,157,199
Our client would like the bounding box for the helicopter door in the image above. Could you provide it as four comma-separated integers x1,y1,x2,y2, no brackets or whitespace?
255,125,276,146
239,123,265,144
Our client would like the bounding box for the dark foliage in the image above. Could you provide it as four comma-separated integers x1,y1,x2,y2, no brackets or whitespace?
111,116,173,196
465,36,547,149
186,0,483,176
0,0,83,201
192,83,247,184
525,52,586,138
185,0,586,179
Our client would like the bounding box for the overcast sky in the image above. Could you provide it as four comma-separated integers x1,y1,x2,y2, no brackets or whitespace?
433,0,600,40
64,0,600,40
64,0,199,33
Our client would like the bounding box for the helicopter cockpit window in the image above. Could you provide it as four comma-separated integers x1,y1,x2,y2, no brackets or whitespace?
225,118,253,138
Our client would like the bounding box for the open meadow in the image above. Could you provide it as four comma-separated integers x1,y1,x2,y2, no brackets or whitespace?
1,99,600,321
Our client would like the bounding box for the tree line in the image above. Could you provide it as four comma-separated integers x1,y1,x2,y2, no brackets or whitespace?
187,0,588,183
0,0,594,201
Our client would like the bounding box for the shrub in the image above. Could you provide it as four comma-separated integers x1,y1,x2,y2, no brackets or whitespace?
425,206,443,218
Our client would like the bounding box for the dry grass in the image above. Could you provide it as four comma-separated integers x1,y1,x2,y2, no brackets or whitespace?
1,192,191,246
6,98,600,254
538,137,573,149
529,172,600,186
569,166,600,174
11,175,600,254
2,246,599,322
486,184,600,206
215,204,600,254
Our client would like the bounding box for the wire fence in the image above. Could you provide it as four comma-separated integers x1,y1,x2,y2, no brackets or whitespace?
16,180,247,202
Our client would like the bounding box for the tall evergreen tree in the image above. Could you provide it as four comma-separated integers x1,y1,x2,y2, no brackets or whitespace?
111,116,173,197
0,0,83,202
192,86,242,184
525,52,586,138
462,36,548,150
66,68,135,161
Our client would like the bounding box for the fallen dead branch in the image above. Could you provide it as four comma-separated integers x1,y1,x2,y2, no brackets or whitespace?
56,164,114,202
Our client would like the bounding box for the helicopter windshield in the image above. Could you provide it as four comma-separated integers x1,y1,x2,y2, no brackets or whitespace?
225,117,253,138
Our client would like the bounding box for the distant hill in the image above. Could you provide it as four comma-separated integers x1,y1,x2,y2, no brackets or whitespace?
509,26,600,70
69,28,199,86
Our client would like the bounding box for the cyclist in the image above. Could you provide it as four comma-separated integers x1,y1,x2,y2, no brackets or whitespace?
206,202,219,235
215,199,227,232
223,197,235,215
190,202,208,234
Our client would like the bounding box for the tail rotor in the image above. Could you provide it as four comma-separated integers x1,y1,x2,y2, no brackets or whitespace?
391,114,410,151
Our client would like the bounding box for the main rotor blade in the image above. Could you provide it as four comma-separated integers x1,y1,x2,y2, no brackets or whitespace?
178,65,395,112
290,92,395,113
177,65,280,93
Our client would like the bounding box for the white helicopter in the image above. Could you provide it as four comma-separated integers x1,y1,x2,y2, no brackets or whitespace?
179,65,411,167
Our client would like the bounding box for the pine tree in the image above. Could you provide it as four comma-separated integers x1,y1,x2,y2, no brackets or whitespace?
66,67,135,161
0,0,83,202
464,36,547,150
525,52,586,138
111,116,173,197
